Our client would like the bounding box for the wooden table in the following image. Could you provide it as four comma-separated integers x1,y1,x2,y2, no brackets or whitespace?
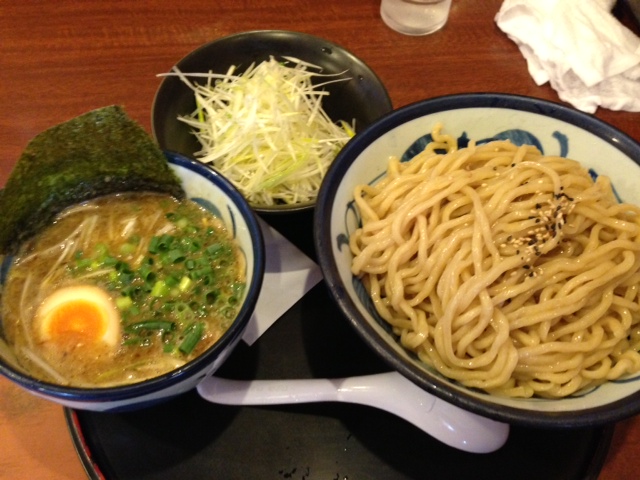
1,1,639,478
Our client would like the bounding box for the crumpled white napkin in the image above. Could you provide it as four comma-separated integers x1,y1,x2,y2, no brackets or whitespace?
495,0,640,113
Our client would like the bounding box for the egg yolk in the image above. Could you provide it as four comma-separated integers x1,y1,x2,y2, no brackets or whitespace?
36,285,121,348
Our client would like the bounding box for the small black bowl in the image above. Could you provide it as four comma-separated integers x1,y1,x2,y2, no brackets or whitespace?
151,30,392,213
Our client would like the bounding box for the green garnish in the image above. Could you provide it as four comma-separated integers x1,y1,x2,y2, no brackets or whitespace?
66,199,244,359
179,322,205,354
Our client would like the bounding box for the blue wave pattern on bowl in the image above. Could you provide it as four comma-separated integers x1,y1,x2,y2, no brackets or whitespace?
191,198,239,239
340,127,639,398
401,129,552,161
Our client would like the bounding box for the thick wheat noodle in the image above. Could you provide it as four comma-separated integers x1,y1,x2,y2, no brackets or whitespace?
349,124,640,398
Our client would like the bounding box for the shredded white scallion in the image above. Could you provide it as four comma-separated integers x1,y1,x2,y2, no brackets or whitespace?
161,56,355,207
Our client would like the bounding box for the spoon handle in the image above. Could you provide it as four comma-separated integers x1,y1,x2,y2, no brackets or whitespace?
196,371,509,453
198,375,349,405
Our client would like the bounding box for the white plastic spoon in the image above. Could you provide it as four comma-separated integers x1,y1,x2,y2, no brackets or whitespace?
197,371,509,453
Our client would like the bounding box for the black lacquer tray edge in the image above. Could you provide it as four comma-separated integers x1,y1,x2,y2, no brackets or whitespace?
64,406,616,480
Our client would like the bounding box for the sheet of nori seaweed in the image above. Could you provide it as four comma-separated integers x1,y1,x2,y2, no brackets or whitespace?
0,106,184,254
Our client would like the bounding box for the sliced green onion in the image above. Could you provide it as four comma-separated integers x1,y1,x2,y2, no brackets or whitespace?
166,248,186,264
174,302,196,321
150,280,169,297
175,217,189,229
163,57,355,206
94,243,109,258
178,276,193,292
179,322,205,354
232,282,245,297
148,235,171,254
74,258,93,270
222,307,237,320
120,243,137,256
206,243,226,258
125,320,176,333
190,266,213,282
118,271,135,285
116,296,133,311
182,238,201,253
139,265,156,284
98,255,118,267
205,290,218,304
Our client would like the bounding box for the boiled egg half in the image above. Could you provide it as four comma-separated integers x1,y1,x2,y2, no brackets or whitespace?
35,285,122,348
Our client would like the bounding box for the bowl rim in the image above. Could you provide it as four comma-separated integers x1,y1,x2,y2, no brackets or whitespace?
0,152,265,403
151,29,393,214
314,92,640,428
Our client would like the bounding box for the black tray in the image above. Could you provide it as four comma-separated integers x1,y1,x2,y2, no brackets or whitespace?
65,211,614,480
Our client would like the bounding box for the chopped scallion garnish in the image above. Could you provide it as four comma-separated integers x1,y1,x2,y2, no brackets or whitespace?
179,322,205,354
161,57,355,207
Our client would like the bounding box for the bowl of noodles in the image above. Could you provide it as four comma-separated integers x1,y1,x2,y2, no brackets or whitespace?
314,93,640,427
0,107,265,412
152,30,392,213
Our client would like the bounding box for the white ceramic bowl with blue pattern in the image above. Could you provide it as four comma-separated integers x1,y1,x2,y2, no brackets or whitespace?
0,152,265,412
314,93,640,427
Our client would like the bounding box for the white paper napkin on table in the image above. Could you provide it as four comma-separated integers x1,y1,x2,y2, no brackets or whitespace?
241,218,323,345
495,0,640,113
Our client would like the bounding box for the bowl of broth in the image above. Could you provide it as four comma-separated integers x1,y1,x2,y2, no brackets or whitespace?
0,144,265,411
314,93,640,427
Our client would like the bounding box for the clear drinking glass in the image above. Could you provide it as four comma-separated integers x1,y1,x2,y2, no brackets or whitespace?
380,0,452,36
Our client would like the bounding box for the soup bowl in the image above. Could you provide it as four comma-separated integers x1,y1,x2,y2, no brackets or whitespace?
152,29,392,214
0,152,265,412
314,93,640,428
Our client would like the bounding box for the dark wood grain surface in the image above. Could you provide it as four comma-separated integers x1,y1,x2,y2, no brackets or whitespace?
1,1,639,478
